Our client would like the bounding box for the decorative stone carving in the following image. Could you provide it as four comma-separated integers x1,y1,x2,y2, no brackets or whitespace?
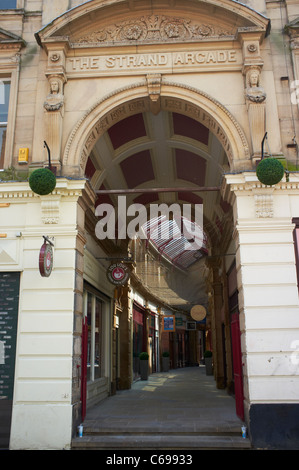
44,76,65,111
40,195,61,224
43,73,66,167
245,67,266,103
75,15,235,45
254,193,274,218
147,73,161,115
50,52,61,63
244,66,266,159
247,43,257,53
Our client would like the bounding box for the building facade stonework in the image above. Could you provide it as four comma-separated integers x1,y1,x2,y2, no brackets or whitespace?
0,0,299,450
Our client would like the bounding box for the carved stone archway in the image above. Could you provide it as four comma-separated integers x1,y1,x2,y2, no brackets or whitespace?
62,80,251,176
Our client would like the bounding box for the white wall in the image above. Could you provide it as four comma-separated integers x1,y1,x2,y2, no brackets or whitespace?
225,173,299,414
0,179,87,450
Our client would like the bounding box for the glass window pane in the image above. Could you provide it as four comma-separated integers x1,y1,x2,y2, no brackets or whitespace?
0,126,7,169
0,1,17,8
0,82,10,123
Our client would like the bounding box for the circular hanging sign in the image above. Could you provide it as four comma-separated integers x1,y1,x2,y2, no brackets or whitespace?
106,262,130,286
39,243,53,277
191,305,206,322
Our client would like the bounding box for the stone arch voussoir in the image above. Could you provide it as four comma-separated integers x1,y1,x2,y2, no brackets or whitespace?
62,79,251,176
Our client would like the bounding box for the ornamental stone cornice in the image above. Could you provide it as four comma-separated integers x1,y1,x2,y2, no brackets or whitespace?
223,172,299,192
222,172,299,216
0,27,26,67
285,18,299,39
0,178,93,201
0,28,26,49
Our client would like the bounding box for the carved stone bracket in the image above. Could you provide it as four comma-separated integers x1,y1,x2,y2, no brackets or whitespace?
43,40,68,112
147,74,162,115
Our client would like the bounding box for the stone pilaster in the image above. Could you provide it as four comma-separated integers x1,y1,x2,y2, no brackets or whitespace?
118,286,132,390
42,40,69,172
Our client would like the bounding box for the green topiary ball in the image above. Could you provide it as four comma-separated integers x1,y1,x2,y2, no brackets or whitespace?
29,168,56,195
139,352,149,360
256,158,284,186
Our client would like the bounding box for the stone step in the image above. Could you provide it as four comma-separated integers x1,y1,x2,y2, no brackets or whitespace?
72,431,251,450
80,426,243,436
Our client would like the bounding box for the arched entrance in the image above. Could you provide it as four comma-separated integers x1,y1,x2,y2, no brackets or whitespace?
75,88,248,424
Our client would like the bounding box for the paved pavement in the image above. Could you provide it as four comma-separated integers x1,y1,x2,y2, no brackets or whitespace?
72,366,250,449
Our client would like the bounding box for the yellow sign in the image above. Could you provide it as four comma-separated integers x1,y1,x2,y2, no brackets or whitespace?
18,148,29,163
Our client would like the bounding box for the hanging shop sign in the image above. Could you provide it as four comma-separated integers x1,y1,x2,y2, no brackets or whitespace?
190,305,206,322
162,315,176,332
39,239,54,277
106,262,130,286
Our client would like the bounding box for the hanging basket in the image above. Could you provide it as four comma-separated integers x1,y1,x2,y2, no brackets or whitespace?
29,168,56,195
256,158,284,186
